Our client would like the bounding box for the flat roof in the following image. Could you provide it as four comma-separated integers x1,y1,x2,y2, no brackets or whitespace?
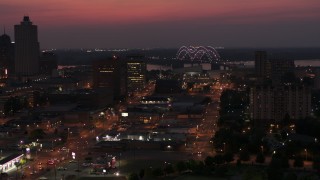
78,177,126,180
0,154,23,165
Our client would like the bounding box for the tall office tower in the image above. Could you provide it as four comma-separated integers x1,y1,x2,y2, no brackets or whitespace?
314,68,320,90
126,58,146,93
0,31,14,79
249,86,275,123
92,57,126,99
250,85,311,124
14,16,40,76
255,51,270,78
39,52,58,75
270,59,295,85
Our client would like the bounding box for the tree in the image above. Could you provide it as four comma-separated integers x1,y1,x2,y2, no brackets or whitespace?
59,131,68,143
144,167,154,179
213,154,225,165
128,173,139,180
14,162,21,169
300,174,319,180
4,96,22,116
175,161,187,173
293,156,304,168
186,159,197,171
139,169,145,179
29,128,46,139
268,156,284,180
236,159,242,167
224,152,234,163
14,161,22,178
54,128,58,135
152,167,164,177
194,161,205,174
164,164,175,175
242,168,267,180
284,172,297,180
215,165,229,177
204,156,215,167
282,113,292,127
84,157,92,162
256,153,265,164
281,156,290,169
202,85,211,93
313,157,320,171
240,150,250,161
267,166,284,180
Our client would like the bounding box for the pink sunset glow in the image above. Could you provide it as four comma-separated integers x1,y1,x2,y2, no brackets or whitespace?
1,0,320,26
1,0,320,48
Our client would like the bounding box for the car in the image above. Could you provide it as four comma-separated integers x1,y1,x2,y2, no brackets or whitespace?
61,147,67,151
29,171,37,175
69,160,77,163
82,163,91,167
57,167,67,171
47,160,54,165
52,158,60,163
90,171,99,175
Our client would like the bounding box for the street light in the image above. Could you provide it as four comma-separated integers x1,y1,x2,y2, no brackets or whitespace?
304,149,308,161
119,153,121,170
223,142,226,152
67,128,70,140
52,139,57,150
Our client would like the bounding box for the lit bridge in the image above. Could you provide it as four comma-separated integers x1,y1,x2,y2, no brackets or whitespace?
176,46,221,62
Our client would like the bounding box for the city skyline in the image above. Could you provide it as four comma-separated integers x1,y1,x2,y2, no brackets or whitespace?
1,0,320,49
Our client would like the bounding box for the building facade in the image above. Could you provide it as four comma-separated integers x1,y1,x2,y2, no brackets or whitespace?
250,85,311,123
14,16,40,76
0,32,14,78
39,52,58,75
255,51,295,85
270,59,295,85
92,57,126,99
126,60,146,93
255,51,270,78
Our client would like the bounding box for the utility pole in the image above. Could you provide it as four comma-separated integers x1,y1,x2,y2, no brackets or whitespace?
54,164,57,180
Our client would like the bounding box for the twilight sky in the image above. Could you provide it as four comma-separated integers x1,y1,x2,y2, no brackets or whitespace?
1,0,320,49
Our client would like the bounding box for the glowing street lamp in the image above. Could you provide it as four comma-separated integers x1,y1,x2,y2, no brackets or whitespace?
304,149,308,160
223,142,226,152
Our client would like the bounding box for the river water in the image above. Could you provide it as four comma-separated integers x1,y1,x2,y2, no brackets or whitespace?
147,59,320,71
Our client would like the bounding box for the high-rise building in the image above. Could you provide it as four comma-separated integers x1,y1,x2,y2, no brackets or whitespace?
0,31,14,78
255,51,295,85
92,57,126,99
314,68,320,90
39,52,58,75
14,16,40,76
126,58,146,93
250,85,311,123
255,51,270,78
270,59,295,85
